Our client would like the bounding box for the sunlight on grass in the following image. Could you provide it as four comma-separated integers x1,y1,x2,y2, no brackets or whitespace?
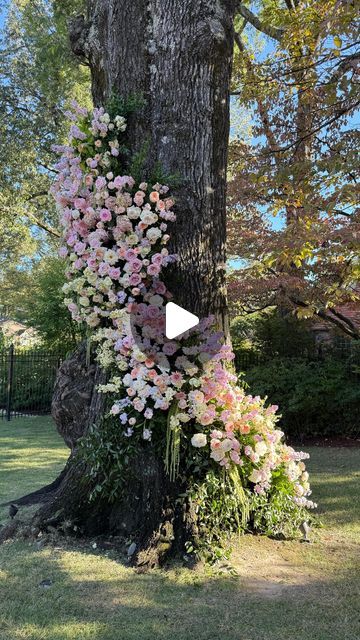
0,419,359,640
0,417,69,522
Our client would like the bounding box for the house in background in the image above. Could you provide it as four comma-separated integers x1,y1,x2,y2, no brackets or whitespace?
311,300,360,347
0,318,40,348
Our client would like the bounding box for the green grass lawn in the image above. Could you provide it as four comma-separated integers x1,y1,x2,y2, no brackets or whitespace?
0,417,359,640
0,417,69,523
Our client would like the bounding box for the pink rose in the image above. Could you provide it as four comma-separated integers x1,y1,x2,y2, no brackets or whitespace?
149,191,160,203
100,208,112,222
129,273,142,286
129,258,142,273
74,241,86,255
134,191,145,206
147,264,160,276
154,281,167,295
109,267,121,279
151,253,163,266
156,200,166,211
98,262,109,276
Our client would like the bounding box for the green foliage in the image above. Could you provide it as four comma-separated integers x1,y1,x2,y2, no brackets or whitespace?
21,257,84,351
245,356,360,438
189,469,249,562
189,464,308,562
232,313,360,438
79,398,171,504
251,312,316,359
230,313,264,349
249,484,312,539
79,413,140,503
0,0,91,313
128,139,151,184
148,161,182,190
106,92,146,120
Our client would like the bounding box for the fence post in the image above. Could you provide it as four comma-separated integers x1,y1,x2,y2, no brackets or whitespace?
6,344,14,421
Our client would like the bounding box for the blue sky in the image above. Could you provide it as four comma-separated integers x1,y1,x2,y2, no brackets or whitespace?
0,2,7,28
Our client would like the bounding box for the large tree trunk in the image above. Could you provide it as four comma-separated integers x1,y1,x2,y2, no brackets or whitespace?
25,0,236,567
85,0,234,331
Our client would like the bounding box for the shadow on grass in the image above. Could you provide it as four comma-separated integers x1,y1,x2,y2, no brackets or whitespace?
0,438,359,640
306,447,360,530
0,541,359,640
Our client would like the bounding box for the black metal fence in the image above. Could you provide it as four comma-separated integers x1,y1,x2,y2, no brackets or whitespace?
0,346,64,420
233,349,262,372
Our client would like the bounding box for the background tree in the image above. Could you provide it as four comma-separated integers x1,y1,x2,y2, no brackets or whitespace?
0,0,90,318
228,0,360,338
20,257,84,351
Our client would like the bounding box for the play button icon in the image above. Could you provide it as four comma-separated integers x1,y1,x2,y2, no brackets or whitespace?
165,302,199,340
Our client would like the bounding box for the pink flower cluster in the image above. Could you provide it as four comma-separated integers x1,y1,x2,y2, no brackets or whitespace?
52,104,316,509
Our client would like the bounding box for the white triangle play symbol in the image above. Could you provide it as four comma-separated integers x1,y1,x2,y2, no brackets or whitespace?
165,302,199,340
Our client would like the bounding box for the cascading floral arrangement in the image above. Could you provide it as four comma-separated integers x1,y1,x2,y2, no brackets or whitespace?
51,101,316,553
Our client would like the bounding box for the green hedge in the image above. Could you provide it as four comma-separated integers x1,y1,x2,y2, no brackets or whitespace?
243,356,360,439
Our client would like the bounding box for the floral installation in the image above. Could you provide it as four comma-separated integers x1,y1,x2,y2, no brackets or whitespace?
51,102,316,546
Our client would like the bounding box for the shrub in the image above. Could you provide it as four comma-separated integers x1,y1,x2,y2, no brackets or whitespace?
251,312,316,359
244,356,360,439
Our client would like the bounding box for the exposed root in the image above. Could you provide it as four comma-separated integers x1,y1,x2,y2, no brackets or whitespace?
0,464,69,508
0,520,21,544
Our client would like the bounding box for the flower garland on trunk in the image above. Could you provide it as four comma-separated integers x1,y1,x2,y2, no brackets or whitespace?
52,102,316,551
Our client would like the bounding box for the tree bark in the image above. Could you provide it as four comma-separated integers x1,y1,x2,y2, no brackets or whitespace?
21,0,237,567
81,0,236,332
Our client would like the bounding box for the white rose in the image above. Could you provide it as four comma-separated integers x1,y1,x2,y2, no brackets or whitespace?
87,313,100,327
146,227,162,243
248,469,262,484
126,233,139,246
127,206,141,219
210,449,225,462
255,441,268,457
191,433,207,448
221,438,233,452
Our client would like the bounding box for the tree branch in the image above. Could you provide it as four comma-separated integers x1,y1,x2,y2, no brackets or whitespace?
236,3,284,42
287,295,360,339
269,99,360,154
327,52,360,84
24,212,61,238
328,306,359,333
234,32,279,154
